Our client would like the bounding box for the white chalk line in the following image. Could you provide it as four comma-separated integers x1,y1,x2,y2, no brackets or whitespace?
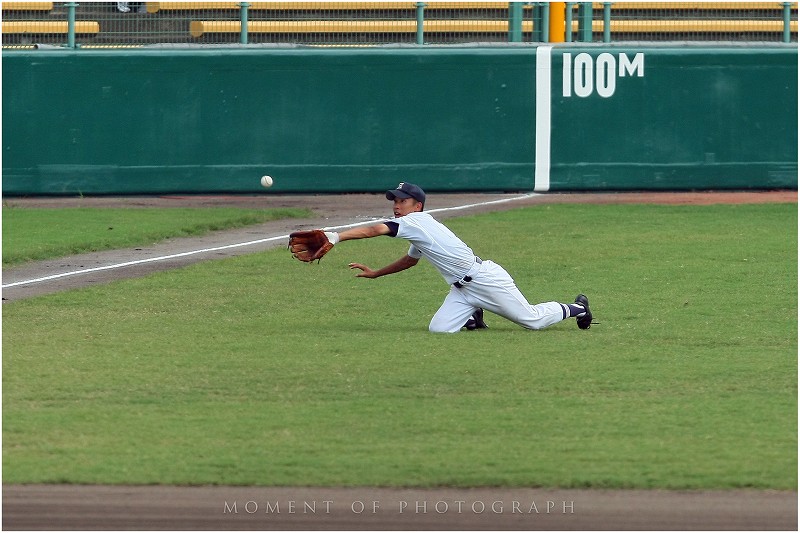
2,193,539,289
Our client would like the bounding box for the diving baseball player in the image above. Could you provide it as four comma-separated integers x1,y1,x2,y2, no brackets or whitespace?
289,182,593,333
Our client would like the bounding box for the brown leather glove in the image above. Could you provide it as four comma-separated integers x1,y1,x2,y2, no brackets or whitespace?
288,230,334,263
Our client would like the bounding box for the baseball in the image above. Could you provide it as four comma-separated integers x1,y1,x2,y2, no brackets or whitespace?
260,175,274,188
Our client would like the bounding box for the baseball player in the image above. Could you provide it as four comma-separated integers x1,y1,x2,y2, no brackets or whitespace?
289,182,593,333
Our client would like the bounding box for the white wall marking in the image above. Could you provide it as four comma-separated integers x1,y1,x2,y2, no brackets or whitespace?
535,45,552,192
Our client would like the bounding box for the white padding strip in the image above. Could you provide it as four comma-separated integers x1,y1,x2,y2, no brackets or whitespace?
535,45,552,192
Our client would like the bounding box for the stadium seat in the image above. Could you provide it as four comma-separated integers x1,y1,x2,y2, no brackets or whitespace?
1,2,54,11
2,20,100,35
190,19,534,37
149,2,515,14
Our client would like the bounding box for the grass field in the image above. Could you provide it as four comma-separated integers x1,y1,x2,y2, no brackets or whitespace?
2,203,797,489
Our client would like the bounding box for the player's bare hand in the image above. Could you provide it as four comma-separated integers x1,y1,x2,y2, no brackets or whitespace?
349,263,377,278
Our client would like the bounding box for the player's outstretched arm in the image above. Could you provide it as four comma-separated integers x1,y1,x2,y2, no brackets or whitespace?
349,255,419,279
336,223,392,242
290,224,392,264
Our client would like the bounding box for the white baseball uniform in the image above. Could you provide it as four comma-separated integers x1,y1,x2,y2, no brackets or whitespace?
386,211,568,333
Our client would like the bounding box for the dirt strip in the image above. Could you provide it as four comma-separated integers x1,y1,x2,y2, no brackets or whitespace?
2,484,797,530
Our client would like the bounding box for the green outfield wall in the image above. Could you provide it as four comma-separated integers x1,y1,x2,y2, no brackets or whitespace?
2,45,796,196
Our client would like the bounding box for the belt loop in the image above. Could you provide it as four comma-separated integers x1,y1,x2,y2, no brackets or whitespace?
454,275,473,289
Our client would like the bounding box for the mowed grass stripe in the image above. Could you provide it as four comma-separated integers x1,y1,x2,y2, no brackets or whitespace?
3,203,796,488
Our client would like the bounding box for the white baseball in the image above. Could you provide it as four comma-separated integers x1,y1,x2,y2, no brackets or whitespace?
260,175,274,188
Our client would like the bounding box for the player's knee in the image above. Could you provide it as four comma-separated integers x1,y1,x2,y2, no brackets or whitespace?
429,318,458,334
524,323,546,331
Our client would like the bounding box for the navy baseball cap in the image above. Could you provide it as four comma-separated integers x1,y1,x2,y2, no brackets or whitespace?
386,182,426,205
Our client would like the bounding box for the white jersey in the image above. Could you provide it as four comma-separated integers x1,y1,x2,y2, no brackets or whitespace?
388,212,477,284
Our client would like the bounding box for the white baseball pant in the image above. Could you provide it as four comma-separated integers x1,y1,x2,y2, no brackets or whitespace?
428,260,566,333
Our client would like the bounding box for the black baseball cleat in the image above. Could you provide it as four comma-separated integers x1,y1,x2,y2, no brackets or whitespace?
464,308,488,330
574,294,593,330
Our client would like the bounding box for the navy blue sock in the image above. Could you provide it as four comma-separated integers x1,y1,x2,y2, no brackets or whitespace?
566,303,586,318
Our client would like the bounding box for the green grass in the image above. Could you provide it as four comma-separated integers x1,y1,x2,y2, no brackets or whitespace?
3,203,796,489
2,206,312,266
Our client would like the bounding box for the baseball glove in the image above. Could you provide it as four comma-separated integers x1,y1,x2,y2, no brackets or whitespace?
288,229,334,263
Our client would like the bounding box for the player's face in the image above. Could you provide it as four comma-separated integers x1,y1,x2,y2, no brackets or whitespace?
393,197,423,217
